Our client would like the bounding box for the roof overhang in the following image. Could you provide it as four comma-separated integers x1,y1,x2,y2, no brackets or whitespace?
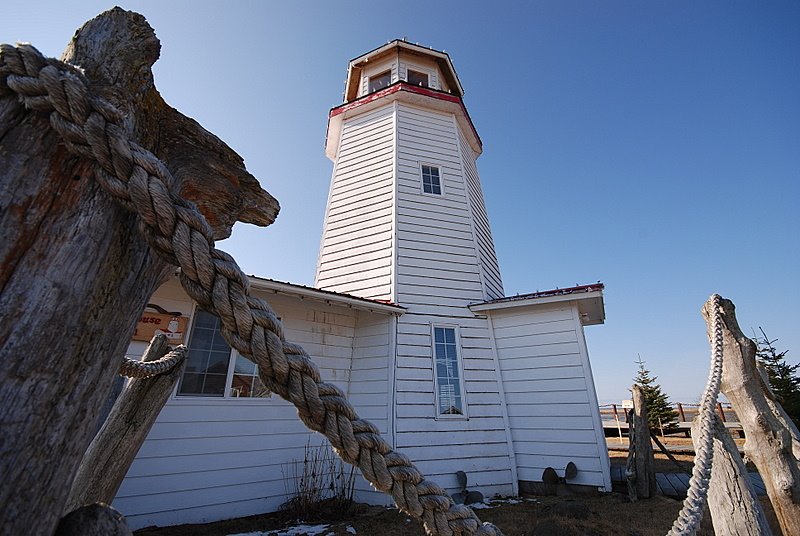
469,285,605,326
344,40,464,102
248,277,405,315
326,82,482,160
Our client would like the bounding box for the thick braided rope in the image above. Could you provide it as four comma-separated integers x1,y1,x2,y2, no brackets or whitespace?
119,346,186,379
666,294,725,536
0,43,503,536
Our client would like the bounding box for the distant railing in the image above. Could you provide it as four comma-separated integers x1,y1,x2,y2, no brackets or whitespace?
599,402,742,439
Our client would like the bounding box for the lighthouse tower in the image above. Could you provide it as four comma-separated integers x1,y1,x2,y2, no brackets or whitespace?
316,40,502,304
316,40,517,497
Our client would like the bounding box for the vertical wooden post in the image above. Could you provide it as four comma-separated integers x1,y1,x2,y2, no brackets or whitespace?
65,334,186,513
691,415,772,535
717,402,727,422
632,384,657,499
677,403,687,422
702,297,800,536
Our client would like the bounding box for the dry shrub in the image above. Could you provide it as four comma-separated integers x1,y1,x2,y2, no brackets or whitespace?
281,441,357,521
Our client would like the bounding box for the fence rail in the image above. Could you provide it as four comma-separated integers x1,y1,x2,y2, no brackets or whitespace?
599,403,743,438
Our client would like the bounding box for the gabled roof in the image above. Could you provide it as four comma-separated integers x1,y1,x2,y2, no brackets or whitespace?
469,283,605,325
247,276,405,315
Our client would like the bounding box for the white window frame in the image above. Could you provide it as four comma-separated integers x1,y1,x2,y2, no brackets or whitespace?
431,324,468,419
402,62,437,90
173,303,273,401
419,162,444,196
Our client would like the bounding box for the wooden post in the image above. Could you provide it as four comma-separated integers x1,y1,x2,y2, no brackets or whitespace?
65,334,186,513
0,8,277,534
677,403,687,422
691,415,772,535
702,297,800,536
632,385,657,499
717,402,727,422
626,409,637,502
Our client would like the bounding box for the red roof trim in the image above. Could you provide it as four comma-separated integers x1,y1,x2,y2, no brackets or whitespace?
481,283,605,305
329,82,482,148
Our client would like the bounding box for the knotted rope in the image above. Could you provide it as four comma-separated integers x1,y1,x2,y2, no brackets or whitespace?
0,43,503,536
119,347,186,379
666,294,725,536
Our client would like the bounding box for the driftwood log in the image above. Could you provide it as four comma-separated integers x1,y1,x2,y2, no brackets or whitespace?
65,334,186,513
0,8,277,535
632,384,657,499
702,297,800,536
54,504,132,536
691,415,772,535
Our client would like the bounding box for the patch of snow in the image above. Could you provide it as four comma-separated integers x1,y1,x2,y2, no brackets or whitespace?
228,524,330,536
345,526,357,534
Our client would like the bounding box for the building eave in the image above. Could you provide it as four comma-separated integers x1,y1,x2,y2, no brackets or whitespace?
247,276,406,315
469,284,606,326
326,82,482,160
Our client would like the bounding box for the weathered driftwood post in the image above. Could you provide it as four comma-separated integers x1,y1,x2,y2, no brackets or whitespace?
702,297,800,536
691,415,772,535
65,334,186,513
631,384,658,499
0,8,278,534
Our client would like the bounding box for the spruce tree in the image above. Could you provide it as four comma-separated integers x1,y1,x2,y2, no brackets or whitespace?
633,356,678,434
754,328,800,428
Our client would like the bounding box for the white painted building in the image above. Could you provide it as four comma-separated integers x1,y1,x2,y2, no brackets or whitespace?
113,40,610,530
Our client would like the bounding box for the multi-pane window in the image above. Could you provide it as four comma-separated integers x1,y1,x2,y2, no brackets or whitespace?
368,71,392,93
177,309,271,398
421,165,442,195
433,326,464,416
407,69,429,87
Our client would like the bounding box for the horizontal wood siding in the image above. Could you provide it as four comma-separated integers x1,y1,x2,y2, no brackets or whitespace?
390,104,513,494
316,105,395,301
348,310,394,504
115,287,374,528
457,129,504,300
491,304,609,489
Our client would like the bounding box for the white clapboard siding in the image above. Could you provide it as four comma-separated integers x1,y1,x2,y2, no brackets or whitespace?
315,104,395,301
457,129,504,300
389,102,513,493
115,284,401,528
490,303,611,490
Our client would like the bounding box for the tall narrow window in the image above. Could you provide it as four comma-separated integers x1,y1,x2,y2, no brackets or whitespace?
407,69,429,87
368,70,392,93
178,309,270,398
421,165,442,195
433,326,464,416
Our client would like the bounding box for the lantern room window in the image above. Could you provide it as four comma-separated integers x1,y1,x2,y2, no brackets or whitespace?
368,70,392,93
407,69,428,87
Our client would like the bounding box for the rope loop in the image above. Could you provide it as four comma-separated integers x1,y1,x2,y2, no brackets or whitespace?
119,347,187,379
0,43,504,536
666,294,725,536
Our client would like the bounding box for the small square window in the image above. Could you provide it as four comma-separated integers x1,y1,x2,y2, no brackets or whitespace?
368,71,392,93
407,69,428,87
421,165,442,195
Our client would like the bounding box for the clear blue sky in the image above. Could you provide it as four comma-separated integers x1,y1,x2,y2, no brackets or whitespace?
4,2,798,404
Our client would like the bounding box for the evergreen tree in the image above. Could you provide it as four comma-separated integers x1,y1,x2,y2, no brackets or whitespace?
754,328,800,428
633,356,679,434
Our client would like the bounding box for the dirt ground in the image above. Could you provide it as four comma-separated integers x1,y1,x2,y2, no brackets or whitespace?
134,443,778,536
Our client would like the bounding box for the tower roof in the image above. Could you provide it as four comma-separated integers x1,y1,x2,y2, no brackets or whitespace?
343,39,464,102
